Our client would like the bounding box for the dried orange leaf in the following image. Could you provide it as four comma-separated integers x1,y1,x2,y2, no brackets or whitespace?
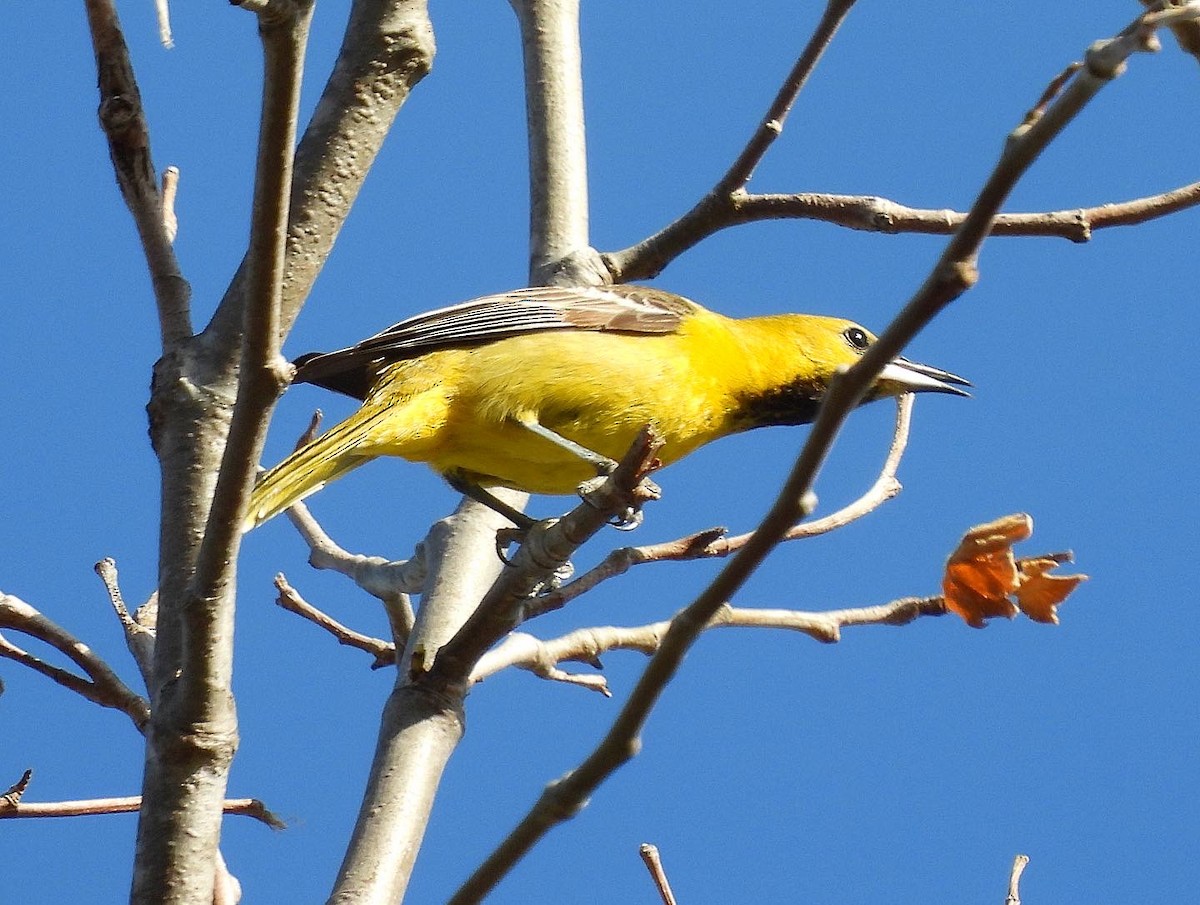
1014,556,1088,624
941,514,1086,627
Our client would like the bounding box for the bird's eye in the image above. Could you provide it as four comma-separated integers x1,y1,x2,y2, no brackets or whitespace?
843,327,870,350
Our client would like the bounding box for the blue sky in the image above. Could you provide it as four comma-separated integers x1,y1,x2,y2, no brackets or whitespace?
4,2,1198,902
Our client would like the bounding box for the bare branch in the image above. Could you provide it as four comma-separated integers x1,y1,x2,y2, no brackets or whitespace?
718,0,858,193
154,0,173,48
1006,854,1031,905
447,10,1194,901
509,0,607,284
604,180,1200,266
430,427,663,686
330,3,606,893
639,844,679,905
274,574,396,668
285,501,421,636
134,6,315,903
160,166,180,242
94,558,156,689
603,3,1200,283
190,0,311,620
83,0,191,345
1,792,283,829
471,596,947,689
0,592,150,732
1142,0,1200,63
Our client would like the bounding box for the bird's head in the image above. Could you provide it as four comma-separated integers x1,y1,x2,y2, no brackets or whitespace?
735,314,969,428
800,315,969,397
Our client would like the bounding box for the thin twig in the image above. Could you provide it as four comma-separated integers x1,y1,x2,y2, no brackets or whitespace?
639,844,678,905
0,794,283,828
274,574,396,668
1006,854,1031,905
470,596,946,690
604,0,858,282
448,10,1195,902
160,166,179,242
718,0,858,193
94,558,156,688
154,0,173,48
286,501,423,622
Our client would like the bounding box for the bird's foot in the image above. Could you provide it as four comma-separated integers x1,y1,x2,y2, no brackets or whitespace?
577,474,660,530
494,525,575,594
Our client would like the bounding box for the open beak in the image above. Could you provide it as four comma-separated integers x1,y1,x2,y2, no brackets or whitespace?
877,357,971,397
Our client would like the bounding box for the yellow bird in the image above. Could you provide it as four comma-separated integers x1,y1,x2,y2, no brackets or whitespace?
245,284,968,531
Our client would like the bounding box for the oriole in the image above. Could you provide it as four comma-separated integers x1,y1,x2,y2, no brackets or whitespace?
244,284,968,531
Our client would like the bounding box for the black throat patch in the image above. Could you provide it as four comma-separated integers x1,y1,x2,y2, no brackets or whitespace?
732,379,826,431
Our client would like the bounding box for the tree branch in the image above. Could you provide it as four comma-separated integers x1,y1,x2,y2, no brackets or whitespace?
603,181,1200,280
510,0,607,285
470,596,946,692
133,5,314,903
1142,0,1200,64
0,592,150,732
639,844,679,905
1,792,283,829
328,3,600,900
274,573,396,668
94,557,157,690
285,501,420,638
431,427,663,684
1006,854,1031,905
82,0,191,346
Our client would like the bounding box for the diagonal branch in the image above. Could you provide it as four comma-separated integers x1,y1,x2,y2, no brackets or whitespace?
274,573,396,668
717,0,859,194
446,8,1199,902
430,427,663,686
0,592,150,732
602,0,858,282
205,0,436,350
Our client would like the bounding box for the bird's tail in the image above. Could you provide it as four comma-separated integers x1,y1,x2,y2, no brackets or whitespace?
243,411,386,532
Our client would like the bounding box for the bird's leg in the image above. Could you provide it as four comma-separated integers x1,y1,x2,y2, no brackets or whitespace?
445,473,536,530
516,417,619,473
515,418,647,530
444,474,574,589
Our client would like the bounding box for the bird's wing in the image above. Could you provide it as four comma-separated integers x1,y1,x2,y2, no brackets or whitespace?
293,284,695,399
